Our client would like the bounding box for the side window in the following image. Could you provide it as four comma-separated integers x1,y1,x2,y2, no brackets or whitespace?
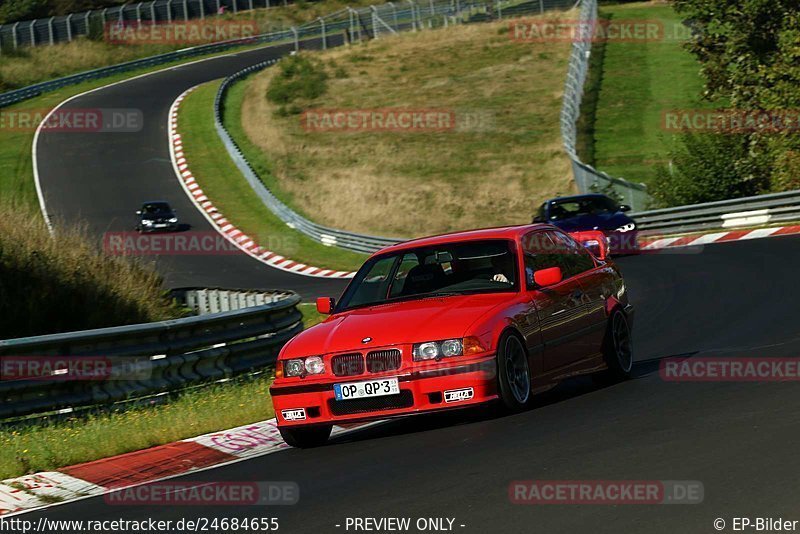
346,256,396,307
551,231,596,277
388,253,421,297
522,231,595,288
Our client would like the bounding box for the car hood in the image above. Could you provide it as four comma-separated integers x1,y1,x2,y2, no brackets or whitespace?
554,212,633,232
283,293,512,357
142,212,175,220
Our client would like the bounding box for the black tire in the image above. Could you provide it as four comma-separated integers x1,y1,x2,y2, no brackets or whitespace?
598,309,633,382
279,425,332,448
496,332,532,412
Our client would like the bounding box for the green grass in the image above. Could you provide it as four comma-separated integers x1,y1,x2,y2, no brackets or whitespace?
298,302,325,328
178,81,366,272
587,2,713,186
0,376,275,480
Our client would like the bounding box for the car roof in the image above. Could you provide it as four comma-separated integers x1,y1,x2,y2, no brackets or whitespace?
373,224,551,256
545,193,610,203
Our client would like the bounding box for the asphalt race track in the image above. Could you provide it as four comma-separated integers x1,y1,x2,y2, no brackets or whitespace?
26,234,800,533
35,40,349,301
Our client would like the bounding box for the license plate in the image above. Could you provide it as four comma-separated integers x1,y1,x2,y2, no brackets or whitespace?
334,377,400,401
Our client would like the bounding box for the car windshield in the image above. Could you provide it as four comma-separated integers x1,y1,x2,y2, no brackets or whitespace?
548,196,618,221
337,239,518,311
142,203,171,214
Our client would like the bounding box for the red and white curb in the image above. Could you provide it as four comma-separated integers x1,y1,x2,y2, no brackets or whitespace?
639,224,800,251
168,87,356,279
0,418,372,516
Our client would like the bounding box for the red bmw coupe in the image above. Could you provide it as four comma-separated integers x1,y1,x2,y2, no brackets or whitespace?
271,224,634,447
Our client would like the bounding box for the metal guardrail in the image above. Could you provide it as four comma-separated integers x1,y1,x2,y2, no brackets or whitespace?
0,291,301,420
631,189,800,234
172,287,295,314
212,0,577,253
559,0,649,210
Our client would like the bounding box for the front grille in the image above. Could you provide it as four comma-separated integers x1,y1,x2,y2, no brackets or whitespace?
328,390,414,416
366,349,402,373
331,353,364,377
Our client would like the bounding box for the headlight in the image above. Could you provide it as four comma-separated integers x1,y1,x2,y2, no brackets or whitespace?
283,356,325,377
169,217,178,223
284,359,305,377
142,220,153,225
304,356,325,375
413,339,463,361
615,223,636,233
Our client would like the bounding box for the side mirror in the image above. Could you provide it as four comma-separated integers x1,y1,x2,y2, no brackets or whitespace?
619,204,631,212
533,266,563,287
316,297,336,315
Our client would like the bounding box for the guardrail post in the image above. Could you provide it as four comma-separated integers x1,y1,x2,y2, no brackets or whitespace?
371,6,379,38
198,0,205,19
84,11,91,35
291,25,298,52
539,0,544,13
150,2,156,22
496,0,502,19
101,7,108,27
406,0,416,31
387,1,398,29
216,0,221,15
318,17,326,49
29,20,36,46
166,0,172,22
120,4,127,22
249,0,254,9
233,0,238,14
11,22,19,49
48,17,55,45
429,0,434,17
66,14,73,41
183,0,189,20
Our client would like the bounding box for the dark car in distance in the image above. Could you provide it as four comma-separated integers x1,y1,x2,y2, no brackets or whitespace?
136,201,179,233
533,194,637,254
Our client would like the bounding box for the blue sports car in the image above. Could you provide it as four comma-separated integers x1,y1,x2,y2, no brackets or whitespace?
533,194,638,254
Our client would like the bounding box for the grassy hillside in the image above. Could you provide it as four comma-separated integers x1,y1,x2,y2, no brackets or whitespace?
586,1,712,186
233,15,574,238
0,203,184,339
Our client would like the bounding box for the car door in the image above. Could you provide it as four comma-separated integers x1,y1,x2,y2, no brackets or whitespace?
521,230,591,373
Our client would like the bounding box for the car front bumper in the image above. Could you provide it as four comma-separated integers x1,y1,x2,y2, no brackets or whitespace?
271,355,498,427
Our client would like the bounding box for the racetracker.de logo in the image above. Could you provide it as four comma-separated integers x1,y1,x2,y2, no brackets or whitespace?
104,481,298,506
510,19,664,42
509,480,704,505
0,356,112,381
0,108,142,133
660,357,800,382
661,109,800,134
105,20,258,45
301,108,458,133
104,231,245,256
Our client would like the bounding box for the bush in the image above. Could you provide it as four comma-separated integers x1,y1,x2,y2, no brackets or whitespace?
650,132,772,208
0,203,184,339
266,54,328,107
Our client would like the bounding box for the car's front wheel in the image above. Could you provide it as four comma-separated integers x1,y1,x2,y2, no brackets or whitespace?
279,425,332,448
496,332,532,412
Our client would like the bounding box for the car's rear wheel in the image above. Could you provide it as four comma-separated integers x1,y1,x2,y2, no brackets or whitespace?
496,332,531,412
599,309,633,381
279,425,332,448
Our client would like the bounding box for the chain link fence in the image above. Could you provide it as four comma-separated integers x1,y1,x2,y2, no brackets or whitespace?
559,0,649,210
